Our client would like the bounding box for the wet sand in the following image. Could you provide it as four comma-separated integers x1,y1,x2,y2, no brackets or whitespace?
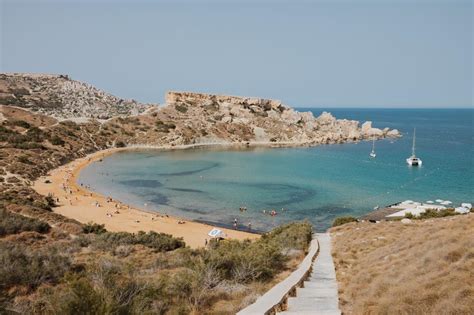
33,145,261,248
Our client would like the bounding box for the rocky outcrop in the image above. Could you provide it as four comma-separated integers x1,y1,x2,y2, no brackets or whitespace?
0,73,153,119
161,91,400,145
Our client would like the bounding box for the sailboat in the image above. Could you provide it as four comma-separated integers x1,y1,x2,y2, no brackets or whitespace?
369,138,376,158
406,128,422,166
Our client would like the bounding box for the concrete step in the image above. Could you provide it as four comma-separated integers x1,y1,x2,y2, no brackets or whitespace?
296,288,338,298
286,297,340,313
278,233,341,315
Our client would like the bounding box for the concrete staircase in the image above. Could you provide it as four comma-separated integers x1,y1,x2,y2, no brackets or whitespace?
278,233,341,315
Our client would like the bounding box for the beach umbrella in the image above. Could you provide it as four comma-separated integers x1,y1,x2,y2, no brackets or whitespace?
435,199,444,203
208,228,226,239
440,200,452,205
455,207,470,214
426,201,434,204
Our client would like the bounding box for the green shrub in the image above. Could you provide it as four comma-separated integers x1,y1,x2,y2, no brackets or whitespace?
332,216,358,227
17,155,32,164
155,120,176,133
94,231,185,253
13,142,46,150
13,120,31,129
115,140,126,148
82,222,107,234
50,135,65,146
406,208,459,220
53,277,105,314
205,239,286,282
175,104,188,113
262,221,313,251
0,242,71,291
0,209,50,236
25,126,44,142
29,263,169,315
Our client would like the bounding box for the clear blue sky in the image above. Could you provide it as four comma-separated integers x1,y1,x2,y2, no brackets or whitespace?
1,0,472,107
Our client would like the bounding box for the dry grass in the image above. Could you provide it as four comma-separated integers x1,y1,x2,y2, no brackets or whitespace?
331,214,474,315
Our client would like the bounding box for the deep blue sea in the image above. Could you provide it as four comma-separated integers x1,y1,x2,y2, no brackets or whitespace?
78,109,473,231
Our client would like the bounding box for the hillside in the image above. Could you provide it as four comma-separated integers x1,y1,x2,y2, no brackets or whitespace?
0,73,152,119
331,215,474,314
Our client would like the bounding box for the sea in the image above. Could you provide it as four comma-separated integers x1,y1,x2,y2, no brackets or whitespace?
78,108,473,232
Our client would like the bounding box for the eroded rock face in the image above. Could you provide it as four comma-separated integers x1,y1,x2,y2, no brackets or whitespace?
160,91,400,146
0,73,153,119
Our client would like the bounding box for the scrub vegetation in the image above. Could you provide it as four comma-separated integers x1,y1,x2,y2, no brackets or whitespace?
0,202,312,315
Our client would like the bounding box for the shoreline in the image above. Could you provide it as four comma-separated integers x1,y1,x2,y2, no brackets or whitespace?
32,138,400,244
33,143,280,248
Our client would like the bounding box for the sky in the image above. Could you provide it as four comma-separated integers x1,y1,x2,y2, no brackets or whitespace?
1,0,472,108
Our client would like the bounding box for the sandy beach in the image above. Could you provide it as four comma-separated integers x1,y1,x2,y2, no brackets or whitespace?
33,145,261,248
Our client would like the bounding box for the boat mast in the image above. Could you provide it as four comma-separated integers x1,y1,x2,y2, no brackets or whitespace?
372,138,375,152
412,128,416,157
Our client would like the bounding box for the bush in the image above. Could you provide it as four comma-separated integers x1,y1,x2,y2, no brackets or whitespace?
82,222,107,234
115,140,126,148
332,216,358,227
25,126,44,142
50,135,65,146
175,104,188,113
17,155,32,164
0,242,71,291
13,120,31,129
405,208,459,220
155,120,176,133
0,209,50,236
94,231,185,253
262,221,312,252
28,262,169,315
205,239,286,282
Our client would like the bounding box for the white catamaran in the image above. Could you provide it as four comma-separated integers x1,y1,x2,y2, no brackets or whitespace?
406,128,422,166
369,138,376,158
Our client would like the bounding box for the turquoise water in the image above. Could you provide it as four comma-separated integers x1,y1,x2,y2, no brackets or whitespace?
78,109,473,231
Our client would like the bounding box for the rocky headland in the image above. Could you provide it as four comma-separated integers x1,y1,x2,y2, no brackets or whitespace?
1,73,400,187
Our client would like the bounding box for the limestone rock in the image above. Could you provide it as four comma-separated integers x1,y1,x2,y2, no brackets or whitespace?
387,129,401,137
361,121,372,133
221,116,232,123
316,112,336,125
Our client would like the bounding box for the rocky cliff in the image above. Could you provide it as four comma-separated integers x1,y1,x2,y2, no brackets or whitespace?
0,73,153,119
160,91,400,145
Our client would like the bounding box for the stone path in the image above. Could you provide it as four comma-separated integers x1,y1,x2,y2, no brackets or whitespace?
278,233,341,315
